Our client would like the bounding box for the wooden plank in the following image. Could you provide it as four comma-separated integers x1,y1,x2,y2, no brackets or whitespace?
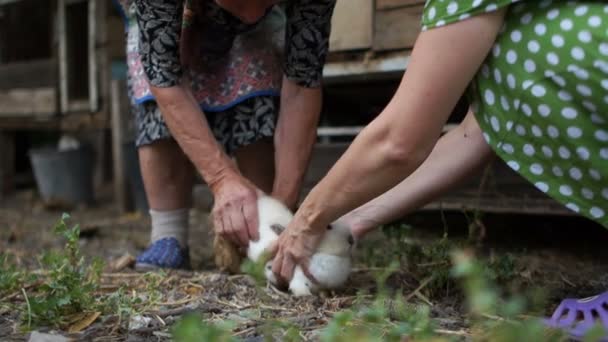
0,88,57,116
0,59,57,90
376,0,425,10
323,51,411,84
329,0,373,52
110,79,129,213
373,5,424,51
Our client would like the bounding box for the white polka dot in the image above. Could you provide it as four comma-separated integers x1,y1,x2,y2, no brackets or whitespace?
505,121,514,131
472,0,483,7
595,130,608,142
507,161,520,171
511,30,522,43
547,125,559,138
576,147,590,160
566,203,580,213
602,148,608,160
515,125,526,136
532,125,543,137
507,74,516,89
521,12,534,24
578,31,592,43
547,8,559,20
559,185,573,196
553,166,564,177
522,103,532,116
591,114,606,124
558,90,573,102
595,60,608,74
482,65,491,78
568,65,589,80
561,107,577,119
542,146,553,157
571,47,585,61
567,126,583,138
559,146,571,159
590,169,602,180
528,40,540,53
575,5,589,16
502,143,514,154
459,13,471,20
501,96,510,110
490,116,500,132
538,104,551,117
605,95,608,104
531,85,546,97
602,188,608,200
569,167,583,180
524,59,536,73
535,182,549,193
577,84,592,97
552,35,565,48
428,6,436,20
547,52,559,65
600,43,608,56
589,16,602,28
486,4,498,12
447,2,458,15
485,89,496,105
560,18,573,31
530,163,544,176
482,132,490,143
523,144,535,156
522,80,534,90
602,79,608,91
494,69,502,83
506,50,518,64
513,98,521,109
582,188,594,200
552,74,567,87
436,20,446,27
535,23,547,35
492,44,501,57
583,101,596,111
590,207,605,219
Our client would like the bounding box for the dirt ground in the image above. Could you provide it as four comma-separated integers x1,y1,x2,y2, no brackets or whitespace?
1,186,608,341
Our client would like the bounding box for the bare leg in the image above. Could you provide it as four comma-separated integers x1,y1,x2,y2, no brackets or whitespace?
138,139,195,210
234,140,275,193
342,110,495,239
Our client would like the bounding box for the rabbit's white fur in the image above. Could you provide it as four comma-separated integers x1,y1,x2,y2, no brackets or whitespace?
247,196,354,296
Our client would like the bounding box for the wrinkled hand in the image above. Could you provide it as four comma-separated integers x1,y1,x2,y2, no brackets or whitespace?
270,217,324,286
210,172,262,247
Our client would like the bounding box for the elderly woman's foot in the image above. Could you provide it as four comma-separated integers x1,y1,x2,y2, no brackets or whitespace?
135,237,190,271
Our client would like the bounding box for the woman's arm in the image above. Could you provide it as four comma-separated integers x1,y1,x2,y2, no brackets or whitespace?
272,78,322,210
272,9,507,282
342,110,495,239
135,0,260,246
271,0,336,210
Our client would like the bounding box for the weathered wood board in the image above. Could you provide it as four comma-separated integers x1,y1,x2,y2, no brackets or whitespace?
374,3,425,51
329,0,374,51
0,88,56,117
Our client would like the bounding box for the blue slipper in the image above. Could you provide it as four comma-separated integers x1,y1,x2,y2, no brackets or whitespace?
135,237,190,271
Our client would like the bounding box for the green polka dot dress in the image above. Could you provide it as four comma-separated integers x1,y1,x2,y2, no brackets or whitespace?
423,0,608,227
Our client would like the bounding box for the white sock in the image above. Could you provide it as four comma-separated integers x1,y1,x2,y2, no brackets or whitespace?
149,208,189,247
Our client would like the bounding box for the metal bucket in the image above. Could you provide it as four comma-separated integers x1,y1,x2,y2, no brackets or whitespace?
29,145,94,208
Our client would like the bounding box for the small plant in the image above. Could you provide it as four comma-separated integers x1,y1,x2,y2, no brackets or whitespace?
0,253,34,297
22,213,104,329
171,312,236,342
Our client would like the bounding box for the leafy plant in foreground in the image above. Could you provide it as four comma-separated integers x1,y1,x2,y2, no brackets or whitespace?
22,213,104,329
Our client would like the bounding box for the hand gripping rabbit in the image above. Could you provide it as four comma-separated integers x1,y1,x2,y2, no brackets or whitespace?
247,195,355,296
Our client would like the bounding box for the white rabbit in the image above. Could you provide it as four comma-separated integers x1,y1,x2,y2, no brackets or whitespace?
247,195,355,296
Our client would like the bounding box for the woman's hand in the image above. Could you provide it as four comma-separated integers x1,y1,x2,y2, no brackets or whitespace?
270,216,325,286
210,171,263,247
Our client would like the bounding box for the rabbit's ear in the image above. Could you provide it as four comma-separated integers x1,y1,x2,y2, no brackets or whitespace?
270,224,286,235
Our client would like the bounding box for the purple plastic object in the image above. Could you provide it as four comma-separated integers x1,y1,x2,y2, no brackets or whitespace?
543,292,608,341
